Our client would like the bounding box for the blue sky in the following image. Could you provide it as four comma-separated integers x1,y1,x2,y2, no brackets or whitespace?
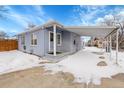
0,5,124,36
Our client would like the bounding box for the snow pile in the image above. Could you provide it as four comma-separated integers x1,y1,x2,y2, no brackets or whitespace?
0,50,44,75
0,47,124,85
43,47,124,85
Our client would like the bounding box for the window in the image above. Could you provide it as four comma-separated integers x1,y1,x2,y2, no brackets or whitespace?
31,33,37,45
21,35,25,45
49,31,62,46
57,33,62,46
73,40,76,45
50,32,53,42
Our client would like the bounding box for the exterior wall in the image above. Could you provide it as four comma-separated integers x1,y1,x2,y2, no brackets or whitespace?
18,36,23,51
62,31,72,52
44,28,64,54
70,33,81,53
18,27,81,56
75,34,82,51
44,27,81,54
44,29,49,54
18,29,45,56
61,31,81,53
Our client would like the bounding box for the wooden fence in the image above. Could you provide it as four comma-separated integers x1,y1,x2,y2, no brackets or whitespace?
0,39,18,51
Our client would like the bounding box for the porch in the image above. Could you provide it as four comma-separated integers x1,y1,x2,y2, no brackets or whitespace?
44,21,81,57
43,51,74,62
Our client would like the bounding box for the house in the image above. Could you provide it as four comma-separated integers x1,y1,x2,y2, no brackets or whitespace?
88,37,104,48
17,21,81,58
17,20,118,61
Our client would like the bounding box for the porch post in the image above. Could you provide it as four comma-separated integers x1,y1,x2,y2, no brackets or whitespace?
105,39,107,52
109,35,112,60
102,39,105,51
106,37,108,52
53,24,57,56
116,29,119,64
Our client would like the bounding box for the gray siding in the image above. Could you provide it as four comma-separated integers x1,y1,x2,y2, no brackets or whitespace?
62,31,71,52
44,28,64,54
18,35,23,51
44,28,77,53
69,33,81,53
18,27,81,57
18,29,45,56
44,29,49,54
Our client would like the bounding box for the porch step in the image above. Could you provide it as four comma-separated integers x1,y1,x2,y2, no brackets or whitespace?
42,52,72,62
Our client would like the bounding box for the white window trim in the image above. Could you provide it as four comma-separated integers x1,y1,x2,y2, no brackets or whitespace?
48,31,62,51
21,34,25,45
30,33,38,46
57,33,62,46
49,31,53,51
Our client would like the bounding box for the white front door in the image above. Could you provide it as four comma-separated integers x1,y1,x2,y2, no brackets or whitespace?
49,31,62,52
49,31,54,51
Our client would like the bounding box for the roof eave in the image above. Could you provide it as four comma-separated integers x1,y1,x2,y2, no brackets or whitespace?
17,20,63,36
64,26,117,29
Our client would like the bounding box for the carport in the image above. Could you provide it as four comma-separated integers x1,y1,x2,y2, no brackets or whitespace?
65,26,119,64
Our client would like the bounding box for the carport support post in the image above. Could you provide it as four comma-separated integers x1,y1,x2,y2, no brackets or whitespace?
116,29,119,64
105,39,107,52
106,37,108,52
109,35,112,60
53,24,57,56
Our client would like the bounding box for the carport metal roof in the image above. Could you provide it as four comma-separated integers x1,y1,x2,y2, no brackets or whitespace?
64,26,117,38
64,25,119,64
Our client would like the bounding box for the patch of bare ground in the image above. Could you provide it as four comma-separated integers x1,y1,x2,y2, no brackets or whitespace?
39,61,57,64
0,67,85,88
1,67,124,88
93,73,124,88
92,52,104,55
112,73,124,82
99,56,105,59
97,61,107,66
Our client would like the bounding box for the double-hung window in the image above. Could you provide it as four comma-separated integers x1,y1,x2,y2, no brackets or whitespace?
21,35,25,45
31,33,37,45
49,31,62,46
57,33,62,46
50,32,54,42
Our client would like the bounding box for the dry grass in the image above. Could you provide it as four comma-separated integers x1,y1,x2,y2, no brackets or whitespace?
97,61,107,66
99,56,105,59
39,61,57,64
0,67,124,88
112,73,124,82
0,67,86,88
92,52,104,55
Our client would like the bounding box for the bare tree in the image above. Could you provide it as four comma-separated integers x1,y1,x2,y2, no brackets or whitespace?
28,23,36,28
99,15,124,49
0,30,8,39
113,15,124,49
25,22,36,31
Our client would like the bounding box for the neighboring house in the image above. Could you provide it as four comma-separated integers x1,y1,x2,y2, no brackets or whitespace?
17,21,81,57
88,37,104,48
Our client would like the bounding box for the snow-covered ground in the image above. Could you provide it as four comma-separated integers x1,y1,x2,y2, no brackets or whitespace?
0,47,124,85
0,50,45,75
43,47,124,85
